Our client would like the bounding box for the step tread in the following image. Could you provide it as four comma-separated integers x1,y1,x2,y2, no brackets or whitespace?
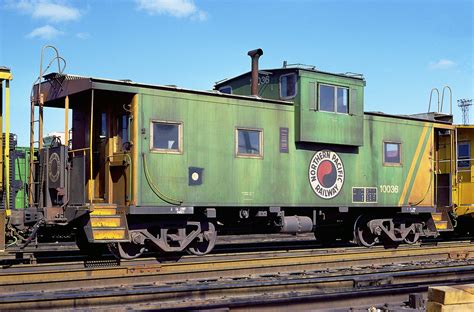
90,209,118,216
91,217,123,228
434,220,449,231
432,213,444,221
93,239,130,243
90,203,118,207
91,226,127,231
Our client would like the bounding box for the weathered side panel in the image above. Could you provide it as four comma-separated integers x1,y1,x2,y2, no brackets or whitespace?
138,89,294,207
358,116,431,207
404,125,434,207
136,87,432,209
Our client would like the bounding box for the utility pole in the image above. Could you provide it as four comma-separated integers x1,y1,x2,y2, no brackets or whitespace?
457,99,473,125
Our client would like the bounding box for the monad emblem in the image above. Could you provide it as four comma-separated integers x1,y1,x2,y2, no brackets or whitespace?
308,150,345,199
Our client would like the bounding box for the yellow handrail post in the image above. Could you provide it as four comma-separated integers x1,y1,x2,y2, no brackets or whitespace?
0,68,13,211
5,80,10,210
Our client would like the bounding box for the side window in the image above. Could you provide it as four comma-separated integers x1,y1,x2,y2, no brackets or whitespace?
319,85,335,112
318,84,349,113
337,87,349,113
279,73,297,99
219,86,232,94
383,142,401,166
150,120,182,153
116,114,130,151
100,112,107,139
236,128,263,158
458,142,471,168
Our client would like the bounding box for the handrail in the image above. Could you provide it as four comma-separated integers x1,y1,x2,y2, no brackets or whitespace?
441,86,452,115
428,88,439,113
29,45,66,206
68,147,91,155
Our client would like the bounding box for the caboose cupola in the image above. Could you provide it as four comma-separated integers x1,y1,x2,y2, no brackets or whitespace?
215,51,366,146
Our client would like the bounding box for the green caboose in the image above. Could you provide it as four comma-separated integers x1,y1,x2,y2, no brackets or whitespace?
17,49,458,258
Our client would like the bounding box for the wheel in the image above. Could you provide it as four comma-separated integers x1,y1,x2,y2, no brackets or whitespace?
187,222,217,256
403,230,420,244
354,215,377,247
108,242,146,260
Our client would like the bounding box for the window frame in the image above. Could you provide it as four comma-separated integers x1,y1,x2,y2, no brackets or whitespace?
218,85,232,94
383,141,402,166
149,119,183,154
317,83,350,114
235,127,264,159
279,73,297,100
458,141,471,169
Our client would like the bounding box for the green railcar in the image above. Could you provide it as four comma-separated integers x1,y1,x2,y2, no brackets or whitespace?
5,48,466,258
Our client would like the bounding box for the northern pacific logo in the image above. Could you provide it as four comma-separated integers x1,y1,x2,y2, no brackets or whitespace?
309,150,345,199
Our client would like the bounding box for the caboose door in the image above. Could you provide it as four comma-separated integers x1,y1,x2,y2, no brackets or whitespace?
91,102,131,206
107,112,130,206
434,127,455,208
454,126,474,216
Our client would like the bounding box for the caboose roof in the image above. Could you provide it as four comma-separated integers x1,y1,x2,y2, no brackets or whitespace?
214,66,365,87
33,72,292,108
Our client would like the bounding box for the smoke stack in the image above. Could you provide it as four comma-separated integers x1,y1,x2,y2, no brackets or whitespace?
247,48,263,96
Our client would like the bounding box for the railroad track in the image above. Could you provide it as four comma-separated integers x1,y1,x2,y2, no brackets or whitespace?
2,233,470,266
0,233,333,265
0,241,473,310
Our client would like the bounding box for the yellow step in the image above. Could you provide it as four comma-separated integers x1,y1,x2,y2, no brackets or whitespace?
432,212,443,222
91,216,122,228
92,228,127,240
90,207,117,216
435,220,448,230
91,204,117,209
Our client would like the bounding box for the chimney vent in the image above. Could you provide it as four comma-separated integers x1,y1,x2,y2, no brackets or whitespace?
247,48,263,96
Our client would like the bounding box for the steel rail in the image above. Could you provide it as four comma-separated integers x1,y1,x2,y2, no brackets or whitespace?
1,260,474,310
0,233,319,263
1,233,471,266
0,241,472,294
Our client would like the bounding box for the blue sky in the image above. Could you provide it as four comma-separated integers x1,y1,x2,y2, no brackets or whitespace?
0,0,473,145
